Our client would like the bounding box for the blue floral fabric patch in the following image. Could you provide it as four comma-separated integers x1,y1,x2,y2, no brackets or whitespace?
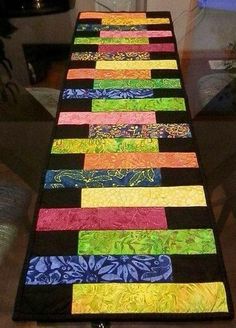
76,24,146,31
89,124,192,138
44,168,162,189
25,255,173,285
62,88,154,99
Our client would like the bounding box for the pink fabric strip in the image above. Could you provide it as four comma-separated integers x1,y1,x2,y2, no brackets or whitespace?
98,43,175,53
36,207,168,231
100,31,173,38
58,112,156,125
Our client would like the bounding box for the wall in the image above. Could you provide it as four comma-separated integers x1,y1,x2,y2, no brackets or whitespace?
147,0,194,57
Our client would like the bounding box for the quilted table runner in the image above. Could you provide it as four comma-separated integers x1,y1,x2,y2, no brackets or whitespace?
14,11,233,321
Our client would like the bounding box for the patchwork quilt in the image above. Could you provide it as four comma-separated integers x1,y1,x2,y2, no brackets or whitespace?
13,11,233,321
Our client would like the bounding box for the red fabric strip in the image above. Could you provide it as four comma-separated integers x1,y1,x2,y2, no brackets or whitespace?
98,43,175,53
36,207,167,231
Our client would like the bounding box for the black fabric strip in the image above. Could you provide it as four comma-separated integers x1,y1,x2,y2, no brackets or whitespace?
146,12,171,18
60,99,92,111
71,44,99,52
156,111,190,123
69,61,96,68
76,31,100,37
153,89,184,98
151,70,180,78
159,138,194,152
146,24,173,31
41,189,81,208
48,154,85,170
32,231,78,255
172,255,222,283
55,125,89,138
13,311,233,322
77,18,102,24
161,168,202,186
149,52,177,60
166,207,211,229
16,285,72,316
149,37,174,44
64,79,94,89
48,154,84,169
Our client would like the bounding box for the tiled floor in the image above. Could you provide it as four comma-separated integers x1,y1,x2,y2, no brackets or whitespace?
0,60,235,327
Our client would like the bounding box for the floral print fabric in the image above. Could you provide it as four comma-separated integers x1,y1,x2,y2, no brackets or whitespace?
26,255,172,285
98,44,175,52
84,153,199,170
44,168,162,189
51,138,158,154
100,30,173,38
74,37,149,45
89,124,191,138
36,207,167,231
67,69,151,80
101,18,170,25
58,112,156,125
93,79,181,89
71,52,150,61
76,24,147,32
78,229,216,255
95,59,177,70
91,98,186,112
72,282,228,314
63,88,154,100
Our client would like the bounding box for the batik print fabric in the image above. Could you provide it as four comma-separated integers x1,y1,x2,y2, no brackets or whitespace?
14,11,233,322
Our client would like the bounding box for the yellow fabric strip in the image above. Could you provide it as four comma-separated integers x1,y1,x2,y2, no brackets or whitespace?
96,60,178,70
102,18,170,25
72,282,228,314
81,186,207,207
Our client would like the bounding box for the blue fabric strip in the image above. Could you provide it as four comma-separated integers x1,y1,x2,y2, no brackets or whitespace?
25,255,173,285
62,88,154,99
89,124,192,138
76,24,146,31
44,168,162,189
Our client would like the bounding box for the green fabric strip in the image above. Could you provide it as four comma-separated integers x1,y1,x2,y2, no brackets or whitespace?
92,98,186,112
78,229,216,255
51,138,159,154
74,37,149,44
93,79,182,89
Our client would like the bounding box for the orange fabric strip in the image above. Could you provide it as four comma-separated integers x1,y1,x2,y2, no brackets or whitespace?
84,152,199,170
67,69,151,80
